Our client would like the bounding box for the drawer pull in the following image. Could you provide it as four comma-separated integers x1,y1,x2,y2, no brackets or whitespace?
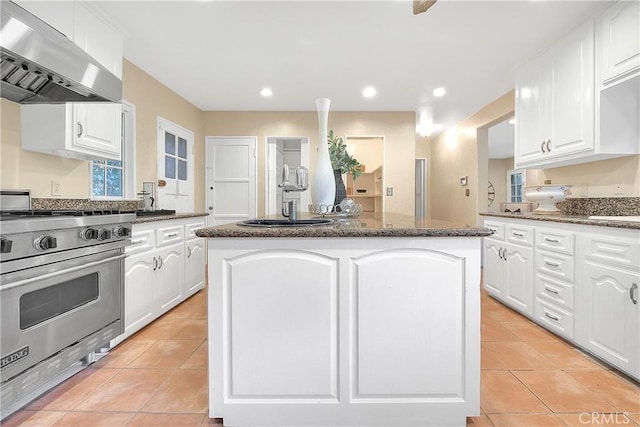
545,312,559,321
512,232,525,237
631,283,638,305
545,287,559,295
166,232,179,238
545,261,560,268
544,237,560,243
131,239,144,245
153,256,158,271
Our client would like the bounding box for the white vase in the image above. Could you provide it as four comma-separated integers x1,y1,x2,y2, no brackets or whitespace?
311,98,336,207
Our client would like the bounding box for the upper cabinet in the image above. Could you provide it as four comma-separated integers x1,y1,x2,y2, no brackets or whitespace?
16,1,124,161
598,1,640,87
514,1,639,170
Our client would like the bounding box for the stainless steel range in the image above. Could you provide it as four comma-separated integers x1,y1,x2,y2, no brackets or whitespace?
0,190,135,419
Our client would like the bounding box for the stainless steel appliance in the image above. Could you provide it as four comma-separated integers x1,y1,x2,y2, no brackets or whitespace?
0,190,134,419
0,1,122,104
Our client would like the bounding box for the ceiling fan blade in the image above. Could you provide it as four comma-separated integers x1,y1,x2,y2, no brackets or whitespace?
413,0,438,15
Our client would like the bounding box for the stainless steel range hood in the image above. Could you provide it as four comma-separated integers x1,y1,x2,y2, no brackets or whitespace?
0,1,122,104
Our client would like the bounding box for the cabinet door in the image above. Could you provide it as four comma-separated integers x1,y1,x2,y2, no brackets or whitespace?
72,103,122,160
73,2,123,77
515,56,549,165
156,242,184,312
483,239,505,297
504,243,534,316
12,1,74,38
185,237,205,295
599,1,640,85
577,262,639,379
549,20,595,158
124,252,156,337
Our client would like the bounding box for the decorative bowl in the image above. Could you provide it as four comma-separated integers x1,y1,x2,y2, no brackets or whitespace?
524,184,572,214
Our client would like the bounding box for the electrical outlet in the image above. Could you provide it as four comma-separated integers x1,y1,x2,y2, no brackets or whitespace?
51,180,62,196
386,187,393,196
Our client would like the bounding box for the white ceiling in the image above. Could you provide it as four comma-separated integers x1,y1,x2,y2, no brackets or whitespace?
95,0,611,135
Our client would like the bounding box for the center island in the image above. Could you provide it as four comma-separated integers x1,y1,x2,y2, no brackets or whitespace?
196,213,492,427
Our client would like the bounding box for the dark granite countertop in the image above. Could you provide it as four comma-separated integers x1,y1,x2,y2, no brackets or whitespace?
133,212,208,224
195,213,492,238
480,212,640,230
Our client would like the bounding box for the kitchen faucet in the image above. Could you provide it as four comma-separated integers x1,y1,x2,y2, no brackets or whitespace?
278,164,308,221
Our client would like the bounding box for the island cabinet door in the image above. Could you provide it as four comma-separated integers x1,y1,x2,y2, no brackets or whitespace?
207,241,480,427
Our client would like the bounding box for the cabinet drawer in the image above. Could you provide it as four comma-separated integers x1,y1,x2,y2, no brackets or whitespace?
484,220,505,240
536,228,574,255
506,224,534,246
185,221,206,239
534,298,574,341
535,274,574,310
156,225,184,247
583,234,639,270
126,229,155,255
536,250,574,282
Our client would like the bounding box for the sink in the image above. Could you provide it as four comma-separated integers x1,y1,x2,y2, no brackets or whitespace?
587,215,640,223
238,218,334,228
135,209,176,217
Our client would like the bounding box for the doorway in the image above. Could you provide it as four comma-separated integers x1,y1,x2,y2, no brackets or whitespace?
266,137,310,216
344,136,385,213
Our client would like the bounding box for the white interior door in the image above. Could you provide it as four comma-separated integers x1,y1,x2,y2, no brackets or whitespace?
206,137,257,226
157,117,194,212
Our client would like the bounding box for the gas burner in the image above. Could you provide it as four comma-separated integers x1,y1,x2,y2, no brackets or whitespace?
0,209,135,219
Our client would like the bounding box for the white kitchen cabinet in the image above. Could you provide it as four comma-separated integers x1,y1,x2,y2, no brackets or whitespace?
22,103,123,161
482,220,534,316
515,20,594,168
112,217,206,346
577,262,639,379
17,1,124,161
185,221,206,294
598,1,640,87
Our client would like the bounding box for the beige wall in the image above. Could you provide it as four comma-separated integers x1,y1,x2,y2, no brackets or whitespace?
488,158,512,212
122,60,205,210
426,91,515,226
203,111,416,216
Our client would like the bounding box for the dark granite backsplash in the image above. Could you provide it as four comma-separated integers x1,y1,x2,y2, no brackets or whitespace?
32,198,141,211
557,197,640,216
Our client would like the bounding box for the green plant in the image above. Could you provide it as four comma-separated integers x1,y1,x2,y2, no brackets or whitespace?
328,130,363,180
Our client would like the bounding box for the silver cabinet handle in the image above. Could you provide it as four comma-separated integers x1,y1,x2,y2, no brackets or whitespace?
544,237,560,243
545,312,559,321
512,232,524,237
545,287,560,295
131,239,144,245
546,140,551,152
631,283,638,305
187,246,192,258
545,261,560,268
498,248,503,260
152,256,158,271
541,141,546,153
166,232,179,238
77,121,83,138
158,256,163,269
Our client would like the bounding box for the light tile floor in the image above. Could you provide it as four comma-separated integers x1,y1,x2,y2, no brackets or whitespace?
4,288,639,426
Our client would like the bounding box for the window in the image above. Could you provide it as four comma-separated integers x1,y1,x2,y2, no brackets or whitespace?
91,102,136,199
507,169,525,202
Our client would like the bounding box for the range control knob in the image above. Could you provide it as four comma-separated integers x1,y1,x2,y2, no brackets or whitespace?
113,225,131,238
35,235,57,251
80,227,99,241
1,237,13,254
98,229,112,240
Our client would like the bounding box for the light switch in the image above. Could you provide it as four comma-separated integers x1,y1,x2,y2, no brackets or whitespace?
386,187,393,196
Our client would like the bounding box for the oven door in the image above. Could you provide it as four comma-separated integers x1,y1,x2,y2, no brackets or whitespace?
0,248,125,381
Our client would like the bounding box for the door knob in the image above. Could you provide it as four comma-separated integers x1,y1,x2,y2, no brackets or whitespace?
208,206,213,211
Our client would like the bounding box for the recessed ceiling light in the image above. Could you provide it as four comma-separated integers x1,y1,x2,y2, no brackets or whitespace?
433,87,446,97
260,88,273,97
362,87,376,98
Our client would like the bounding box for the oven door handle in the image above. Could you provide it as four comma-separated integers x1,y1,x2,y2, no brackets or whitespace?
1,253,127,291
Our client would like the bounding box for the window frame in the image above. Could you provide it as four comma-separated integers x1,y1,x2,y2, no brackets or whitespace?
506,168,526,203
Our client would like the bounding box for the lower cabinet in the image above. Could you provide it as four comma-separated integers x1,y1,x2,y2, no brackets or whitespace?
483,216,640,380
113,216,206,346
